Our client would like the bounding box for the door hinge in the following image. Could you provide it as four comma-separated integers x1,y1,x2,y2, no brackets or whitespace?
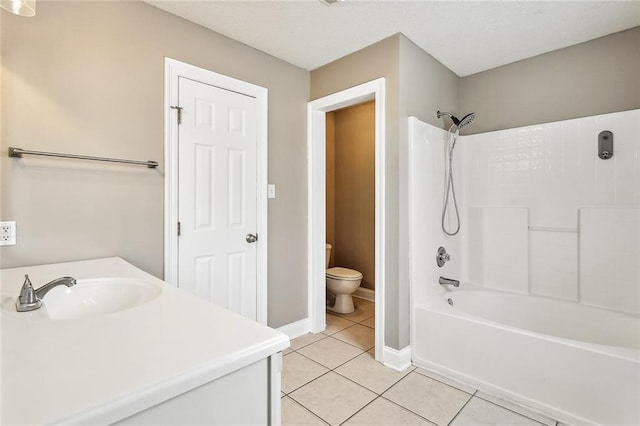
170,106,183,125
177,221,181,236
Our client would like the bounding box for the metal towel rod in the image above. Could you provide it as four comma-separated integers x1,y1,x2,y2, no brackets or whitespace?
8,147,158,169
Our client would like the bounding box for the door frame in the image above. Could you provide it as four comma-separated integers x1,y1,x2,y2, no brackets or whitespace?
164,58,269,325
307,78,386,361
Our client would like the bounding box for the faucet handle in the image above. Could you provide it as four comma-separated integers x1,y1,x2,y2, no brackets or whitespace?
16,274,42,312
436,247,450,267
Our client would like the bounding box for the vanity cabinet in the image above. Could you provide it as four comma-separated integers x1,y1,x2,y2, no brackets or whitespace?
1,258,289,425
117,357,282,425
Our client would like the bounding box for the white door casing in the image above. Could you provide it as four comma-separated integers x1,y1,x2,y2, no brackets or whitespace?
307,78,386,361
165,59,268,324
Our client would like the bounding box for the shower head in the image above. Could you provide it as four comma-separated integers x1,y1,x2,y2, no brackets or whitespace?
436,111,476,130
457,112,476,129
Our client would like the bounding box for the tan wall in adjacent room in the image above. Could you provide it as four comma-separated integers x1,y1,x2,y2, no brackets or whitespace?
326,101,375,290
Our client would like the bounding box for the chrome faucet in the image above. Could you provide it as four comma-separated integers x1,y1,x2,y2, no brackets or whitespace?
439,276,460,287
15,274,77,312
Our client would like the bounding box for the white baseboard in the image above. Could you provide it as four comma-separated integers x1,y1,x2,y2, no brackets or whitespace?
353,287,375,302
383,345,412,372
277,317,311,340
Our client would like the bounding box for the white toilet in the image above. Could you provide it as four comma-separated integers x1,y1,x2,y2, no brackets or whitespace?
325,243,363,314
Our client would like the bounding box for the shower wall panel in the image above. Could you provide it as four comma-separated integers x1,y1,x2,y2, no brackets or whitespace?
460,109,640,314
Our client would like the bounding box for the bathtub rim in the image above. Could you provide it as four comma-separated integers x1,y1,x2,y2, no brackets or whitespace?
415,289,640,362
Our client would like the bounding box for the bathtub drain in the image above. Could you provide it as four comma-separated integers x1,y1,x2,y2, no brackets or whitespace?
447,298,453,306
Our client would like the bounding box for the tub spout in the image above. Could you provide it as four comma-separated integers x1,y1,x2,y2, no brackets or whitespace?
439,276,460,287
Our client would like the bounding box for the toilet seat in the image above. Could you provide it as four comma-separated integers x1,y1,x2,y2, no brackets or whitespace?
326,267,362,281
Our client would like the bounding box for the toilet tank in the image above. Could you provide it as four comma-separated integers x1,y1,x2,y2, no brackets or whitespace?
325,244,332,269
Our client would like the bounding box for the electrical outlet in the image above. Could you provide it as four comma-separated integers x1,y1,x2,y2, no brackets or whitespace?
0,221,16,246
267,184,276,199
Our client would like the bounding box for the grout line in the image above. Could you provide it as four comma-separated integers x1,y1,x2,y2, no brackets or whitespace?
378,370,414,395
413,368,476,395
473,394,553,425
286,369,333,396
323,330,375,353
284,395,331,425
295,343,365,372
445,391,475,426
327,312,360,325
332,366,381,395
332,313,375,324
289,333,329,351
284,317,376,424
337,395,382,426
333,360,414,397
375,368,415,396
378,395,438,426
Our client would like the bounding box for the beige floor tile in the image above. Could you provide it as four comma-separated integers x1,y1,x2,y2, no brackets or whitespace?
474,392,556,426
290,372,377,426
450,397,543,425
360,315,375,328
414,367,476,394
298,336,363,369
332,324,375,350
354,298,375,311
282,352,329,393
335,351,412,394
290,332,326,350
334,299,375,322
383,372,472,426
283,347,293,355
282,396,329,425
344,397,435,425
323,313,356,335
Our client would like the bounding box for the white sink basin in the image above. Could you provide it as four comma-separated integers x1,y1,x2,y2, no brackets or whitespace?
40,278,163,320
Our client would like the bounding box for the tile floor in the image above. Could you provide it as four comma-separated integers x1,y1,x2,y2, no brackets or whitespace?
282,298,559,426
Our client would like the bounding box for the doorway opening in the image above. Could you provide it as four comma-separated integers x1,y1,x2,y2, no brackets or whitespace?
307,78,386,361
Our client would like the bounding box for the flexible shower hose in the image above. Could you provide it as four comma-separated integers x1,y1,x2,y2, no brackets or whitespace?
442,125,461,236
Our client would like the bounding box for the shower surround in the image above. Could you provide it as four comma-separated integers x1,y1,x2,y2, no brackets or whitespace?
408,110,639,426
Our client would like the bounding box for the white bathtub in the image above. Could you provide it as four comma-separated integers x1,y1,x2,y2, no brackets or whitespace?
412,289,640,426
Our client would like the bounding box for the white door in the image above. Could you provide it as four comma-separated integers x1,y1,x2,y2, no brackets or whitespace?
178,77,259,320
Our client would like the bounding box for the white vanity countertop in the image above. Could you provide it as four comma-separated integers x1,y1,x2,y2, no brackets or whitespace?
0,257,289,425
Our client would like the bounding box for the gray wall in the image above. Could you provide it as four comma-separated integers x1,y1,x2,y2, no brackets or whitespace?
0,1,309,328
311,34,459,349
311,34,402,348
398,35,459,349
461,27,640,134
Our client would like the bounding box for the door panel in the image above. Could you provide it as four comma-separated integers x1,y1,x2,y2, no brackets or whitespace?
178,77,258,320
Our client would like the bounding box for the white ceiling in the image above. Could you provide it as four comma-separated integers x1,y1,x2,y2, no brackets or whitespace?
146,0,640,77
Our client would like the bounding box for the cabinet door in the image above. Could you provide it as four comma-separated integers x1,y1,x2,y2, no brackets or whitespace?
116,358,270,425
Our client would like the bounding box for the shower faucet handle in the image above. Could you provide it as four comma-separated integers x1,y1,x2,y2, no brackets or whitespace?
436,247,450,267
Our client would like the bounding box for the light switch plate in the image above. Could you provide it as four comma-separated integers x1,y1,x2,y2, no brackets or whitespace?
0,221,16,246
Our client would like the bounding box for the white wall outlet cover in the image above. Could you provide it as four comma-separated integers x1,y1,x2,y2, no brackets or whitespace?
267,184,276,199
0,221,17,246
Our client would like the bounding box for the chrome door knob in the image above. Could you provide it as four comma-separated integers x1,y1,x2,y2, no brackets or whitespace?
246,233,258,243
